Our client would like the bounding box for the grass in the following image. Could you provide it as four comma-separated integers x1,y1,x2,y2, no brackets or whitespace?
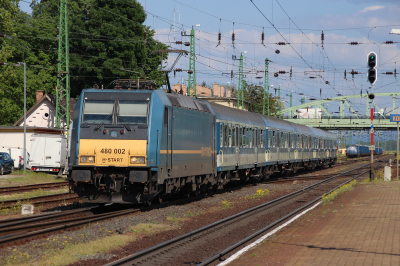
130,223,172,234
321,180,357,205
0,187,68,201
166,212,186,223
4,223,173,266
222,200,232,209
0,171,64,187
244,189,270,200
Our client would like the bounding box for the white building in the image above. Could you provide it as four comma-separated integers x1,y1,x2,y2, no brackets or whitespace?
0,90,74,155
294,108,322,119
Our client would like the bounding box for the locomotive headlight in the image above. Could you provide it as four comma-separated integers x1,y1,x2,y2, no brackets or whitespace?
130,156,145,164
81,156,88,163
88,156,95,163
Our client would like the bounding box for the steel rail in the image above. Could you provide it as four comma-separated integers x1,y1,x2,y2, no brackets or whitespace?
199,167,374,265
0,182,69,195
0,208,140,248
0,192,79,208
105,162,375,266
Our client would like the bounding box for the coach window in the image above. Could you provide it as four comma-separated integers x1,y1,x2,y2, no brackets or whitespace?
242,127,246,148
231,125,236,147
224,124,229,147
239,126,242,148
292,134,295,148
228,125,232,147
246,128,250,148
268,130,271,147
220,124,223,148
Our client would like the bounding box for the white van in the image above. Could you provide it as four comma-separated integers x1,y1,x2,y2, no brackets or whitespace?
0,147,28,170
30,134,67,174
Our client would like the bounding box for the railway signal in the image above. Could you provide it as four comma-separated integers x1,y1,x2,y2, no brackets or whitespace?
367,52,377,85
367,51,377,180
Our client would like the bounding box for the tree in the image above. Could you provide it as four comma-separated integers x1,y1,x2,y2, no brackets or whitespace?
232,81,280,116
63,0,168,95
0,0,168,125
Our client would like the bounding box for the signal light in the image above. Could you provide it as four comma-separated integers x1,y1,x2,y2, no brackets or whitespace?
368,69,377,84
367,52,377,85
368,52,377,68
368,93,375,100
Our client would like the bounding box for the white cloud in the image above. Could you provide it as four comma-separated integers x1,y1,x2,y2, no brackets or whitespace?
359,5,385,13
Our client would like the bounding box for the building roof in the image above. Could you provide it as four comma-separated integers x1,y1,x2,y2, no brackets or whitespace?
13,94,76,126
0,126,64,134
196,96,251,104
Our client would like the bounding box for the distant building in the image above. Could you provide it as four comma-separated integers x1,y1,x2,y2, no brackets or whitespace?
171,83,248,110
13,90,76,129
383,107,400,116
293,108,322,119
6,90,74,157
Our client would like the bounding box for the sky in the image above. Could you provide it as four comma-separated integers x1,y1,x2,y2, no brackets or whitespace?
19,0,400,143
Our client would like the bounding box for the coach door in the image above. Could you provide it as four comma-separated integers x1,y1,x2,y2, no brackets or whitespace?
254,128,258,164
212,116,216,167
235,125,240,166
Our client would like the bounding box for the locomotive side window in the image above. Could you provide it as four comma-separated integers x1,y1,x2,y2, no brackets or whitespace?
82,100,114,124
164,107,168,127
118,101,148,125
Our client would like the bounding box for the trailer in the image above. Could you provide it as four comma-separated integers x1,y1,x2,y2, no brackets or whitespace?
30,134,67,174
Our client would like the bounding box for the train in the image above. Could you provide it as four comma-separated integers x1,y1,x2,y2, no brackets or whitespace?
68,88,338,205
346,145,383,157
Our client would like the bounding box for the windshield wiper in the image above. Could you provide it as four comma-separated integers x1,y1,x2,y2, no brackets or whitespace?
94,111,114,131
117,116,132,131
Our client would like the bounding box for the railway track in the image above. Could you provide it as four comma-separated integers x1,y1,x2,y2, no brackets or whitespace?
0,182,69,195
0,156,389,250
0,192,80,209
106,161,386,266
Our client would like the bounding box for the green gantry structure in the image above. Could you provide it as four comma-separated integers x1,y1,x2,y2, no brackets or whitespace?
280,92,400,130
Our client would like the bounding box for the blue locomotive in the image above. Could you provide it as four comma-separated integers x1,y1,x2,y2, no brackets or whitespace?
346,145,383,157
69,89,338,204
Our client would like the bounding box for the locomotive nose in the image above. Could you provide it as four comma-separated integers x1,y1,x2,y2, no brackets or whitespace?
78,139,147,167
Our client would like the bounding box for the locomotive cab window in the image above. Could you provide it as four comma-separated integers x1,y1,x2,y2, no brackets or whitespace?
118,101,148,125
82,100,149,125
82,100,114,124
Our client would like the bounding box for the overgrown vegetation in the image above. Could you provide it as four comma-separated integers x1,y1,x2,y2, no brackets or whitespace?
2,222,173,265
245,189,270,200
0,187,68,201
222,200,232,209
321,180,357,204
0,171,64,187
